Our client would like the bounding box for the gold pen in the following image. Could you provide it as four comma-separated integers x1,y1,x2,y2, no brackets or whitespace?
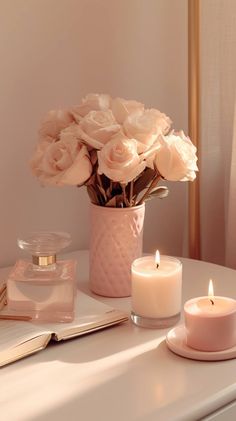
0,314,32,321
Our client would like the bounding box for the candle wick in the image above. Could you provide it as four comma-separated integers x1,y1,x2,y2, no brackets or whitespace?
156,263,159,269
210,299,214,305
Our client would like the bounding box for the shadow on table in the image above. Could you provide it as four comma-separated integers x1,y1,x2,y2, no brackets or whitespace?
38,319,169,364
30,339,230,421
30,340,197,421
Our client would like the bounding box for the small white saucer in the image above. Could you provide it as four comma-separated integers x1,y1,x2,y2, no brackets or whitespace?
166,325,236,361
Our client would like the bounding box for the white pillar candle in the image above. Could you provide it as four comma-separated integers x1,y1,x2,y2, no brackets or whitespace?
131,253,182,324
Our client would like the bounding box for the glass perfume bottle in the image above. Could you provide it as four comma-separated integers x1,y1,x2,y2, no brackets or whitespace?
7,232,77,322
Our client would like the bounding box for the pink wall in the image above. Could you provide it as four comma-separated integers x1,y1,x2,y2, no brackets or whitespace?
0,0,187,267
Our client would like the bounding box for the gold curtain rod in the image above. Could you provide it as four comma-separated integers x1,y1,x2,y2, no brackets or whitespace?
188,0,201,259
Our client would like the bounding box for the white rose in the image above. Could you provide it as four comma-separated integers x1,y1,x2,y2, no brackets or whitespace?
111,97,144,124
30,138,92,186
71,93,111,122
59,123,83,143
97,134,146,183
123,108,172,153
38,110,74,142
78,110,121,149
154,131,198,181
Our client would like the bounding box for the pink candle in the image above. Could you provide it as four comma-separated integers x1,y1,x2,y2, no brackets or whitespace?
184,280,236,351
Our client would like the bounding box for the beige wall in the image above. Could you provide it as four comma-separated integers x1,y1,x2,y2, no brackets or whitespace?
0,0,187,267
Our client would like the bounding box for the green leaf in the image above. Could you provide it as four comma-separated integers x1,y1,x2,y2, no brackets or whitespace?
85,173,96,186
115,194,125,207
105,196,117,207
150,186,169,199
133,168,156,197
86,186,99,204
97,184,107,199
105,194,126,207
90,150,98,166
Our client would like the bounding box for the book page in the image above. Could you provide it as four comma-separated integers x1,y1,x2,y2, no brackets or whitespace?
0,320,51,352
0,291,128,351
0,334,51,367
0,275,52,360
36,291,128,340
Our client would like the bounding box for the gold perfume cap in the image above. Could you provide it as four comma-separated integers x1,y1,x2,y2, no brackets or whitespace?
32,255,56,266
18,232,71,266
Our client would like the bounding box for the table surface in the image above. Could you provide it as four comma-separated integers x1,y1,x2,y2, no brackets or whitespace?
0,250,236,421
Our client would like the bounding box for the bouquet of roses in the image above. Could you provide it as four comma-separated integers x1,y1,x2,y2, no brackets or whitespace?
31,93,198,207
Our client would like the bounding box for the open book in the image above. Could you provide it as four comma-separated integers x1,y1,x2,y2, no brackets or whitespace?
0,287,128,368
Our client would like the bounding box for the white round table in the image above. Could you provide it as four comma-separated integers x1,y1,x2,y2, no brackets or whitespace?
0,250,236,421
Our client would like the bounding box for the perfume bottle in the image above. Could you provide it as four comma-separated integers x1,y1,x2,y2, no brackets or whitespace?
7,232,77,322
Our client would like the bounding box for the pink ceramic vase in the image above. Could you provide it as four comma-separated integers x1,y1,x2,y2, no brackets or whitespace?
89,203,145,297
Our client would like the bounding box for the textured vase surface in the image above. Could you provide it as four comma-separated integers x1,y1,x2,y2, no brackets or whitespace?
89,203,145,297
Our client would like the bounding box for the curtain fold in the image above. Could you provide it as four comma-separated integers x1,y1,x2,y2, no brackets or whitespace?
226,101,236,267
201,0,236,267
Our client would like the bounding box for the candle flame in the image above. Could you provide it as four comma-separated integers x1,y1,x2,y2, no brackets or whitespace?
208,279,214,297
155,250,160,269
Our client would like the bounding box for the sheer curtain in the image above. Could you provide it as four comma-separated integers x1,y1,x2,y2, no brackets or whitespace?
201,0,236,267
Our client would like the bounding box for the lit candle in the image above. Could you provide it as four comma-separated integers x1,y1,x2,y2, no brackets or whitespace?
184,280,236,351
131,251,182,328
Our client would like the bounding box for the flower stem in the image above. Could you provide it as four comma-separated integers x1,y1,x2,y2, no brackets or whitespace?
129,181,134,206
137,174,161,205
121,184,129,207
106,180,113,200
97,173,107,202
